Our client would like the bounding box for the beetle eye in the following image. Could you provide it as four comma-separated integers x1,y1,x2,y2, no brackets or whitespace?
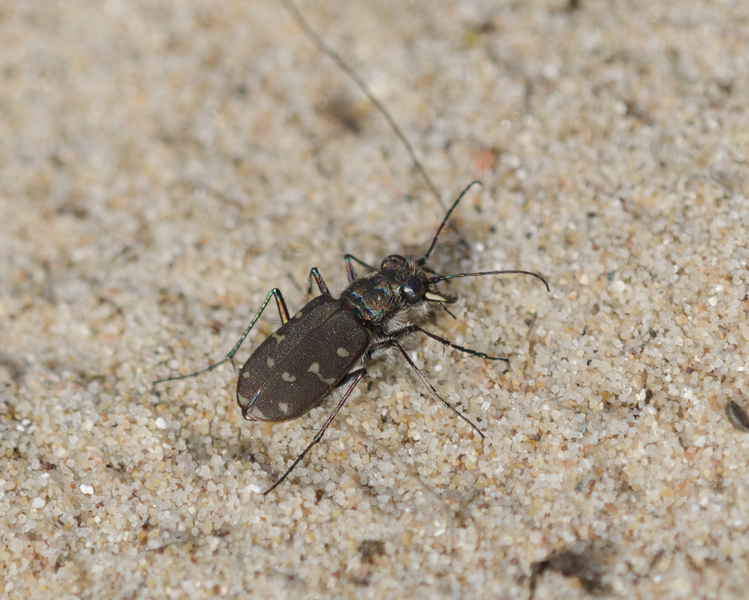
401,276,425,302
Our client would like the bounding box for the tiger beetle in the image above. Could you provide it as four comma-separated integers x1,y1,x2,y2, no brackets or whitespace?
153,182,549,494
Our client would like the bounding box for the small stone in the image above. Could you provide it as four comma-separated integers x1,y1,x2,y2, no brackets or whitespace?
725,400,749,433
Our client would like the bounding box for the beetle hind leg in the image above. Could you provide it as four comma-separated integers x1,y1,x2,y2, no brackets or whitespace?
152,288,291,389
263,368,366,495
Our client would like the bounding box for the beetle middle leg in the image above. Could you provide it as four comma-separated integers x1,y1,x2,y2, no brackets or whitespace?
153,288,291,389
263,368,366,495
306,267,330,296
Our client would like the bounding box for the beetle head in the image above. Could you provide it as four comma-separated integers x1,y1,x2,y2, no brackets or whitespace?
379,253,455,308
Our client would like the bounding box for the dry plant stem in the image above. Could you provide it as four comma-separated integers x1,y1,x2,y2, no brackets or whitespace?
280,0,445,209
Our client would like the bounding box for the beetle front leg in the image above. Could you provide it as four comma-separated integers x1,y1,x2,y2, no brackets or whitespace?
153,288,291,389
375,324,509,365
263,368,367,495
344,254,376,282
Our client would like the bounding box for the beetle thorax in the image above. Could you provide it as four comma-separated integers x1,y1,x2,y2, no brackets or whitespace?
341,273,399,326
341,253,434,335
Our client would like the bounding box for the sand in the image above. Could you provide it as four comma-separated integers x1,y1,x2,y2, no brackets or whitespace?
2,0,749,597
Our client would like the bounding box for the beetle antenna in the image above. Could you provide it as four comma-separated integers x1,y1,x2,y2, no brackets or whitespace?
427,269,550,292
418,181,482,266
280,0,444,209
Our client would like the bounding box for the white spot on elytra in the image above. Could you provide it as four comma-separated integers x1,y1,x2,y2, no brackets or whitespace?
272,332,285,344
266,357,275,368
242,371,250,379
308,362,335,385
278,402,288,414
282,372,296,382
251,406,266,420
336,347,350,358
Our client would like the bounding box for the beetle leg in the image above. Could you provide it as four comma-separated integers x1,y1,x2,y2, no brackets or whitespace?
383,324,510,365
153,288,291,388
263,368,366,495
307,267,330,296
344,254,376,282
368,336,486,439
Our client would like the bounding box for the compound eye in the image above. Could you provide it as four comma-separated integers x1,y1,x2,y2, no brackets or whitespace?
380,254,407,272
402,276,425,302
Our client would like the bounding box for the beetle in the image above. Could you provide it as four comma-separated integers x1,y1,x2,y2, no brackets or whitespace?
154,181,549,494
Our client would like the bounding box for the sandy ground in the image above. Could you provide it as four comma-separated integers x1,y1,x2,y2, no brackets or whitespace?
2,0,749,598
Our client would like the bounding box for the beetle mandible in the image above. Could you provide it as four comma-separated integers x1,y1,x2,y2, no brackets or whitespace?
154,181,549,494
